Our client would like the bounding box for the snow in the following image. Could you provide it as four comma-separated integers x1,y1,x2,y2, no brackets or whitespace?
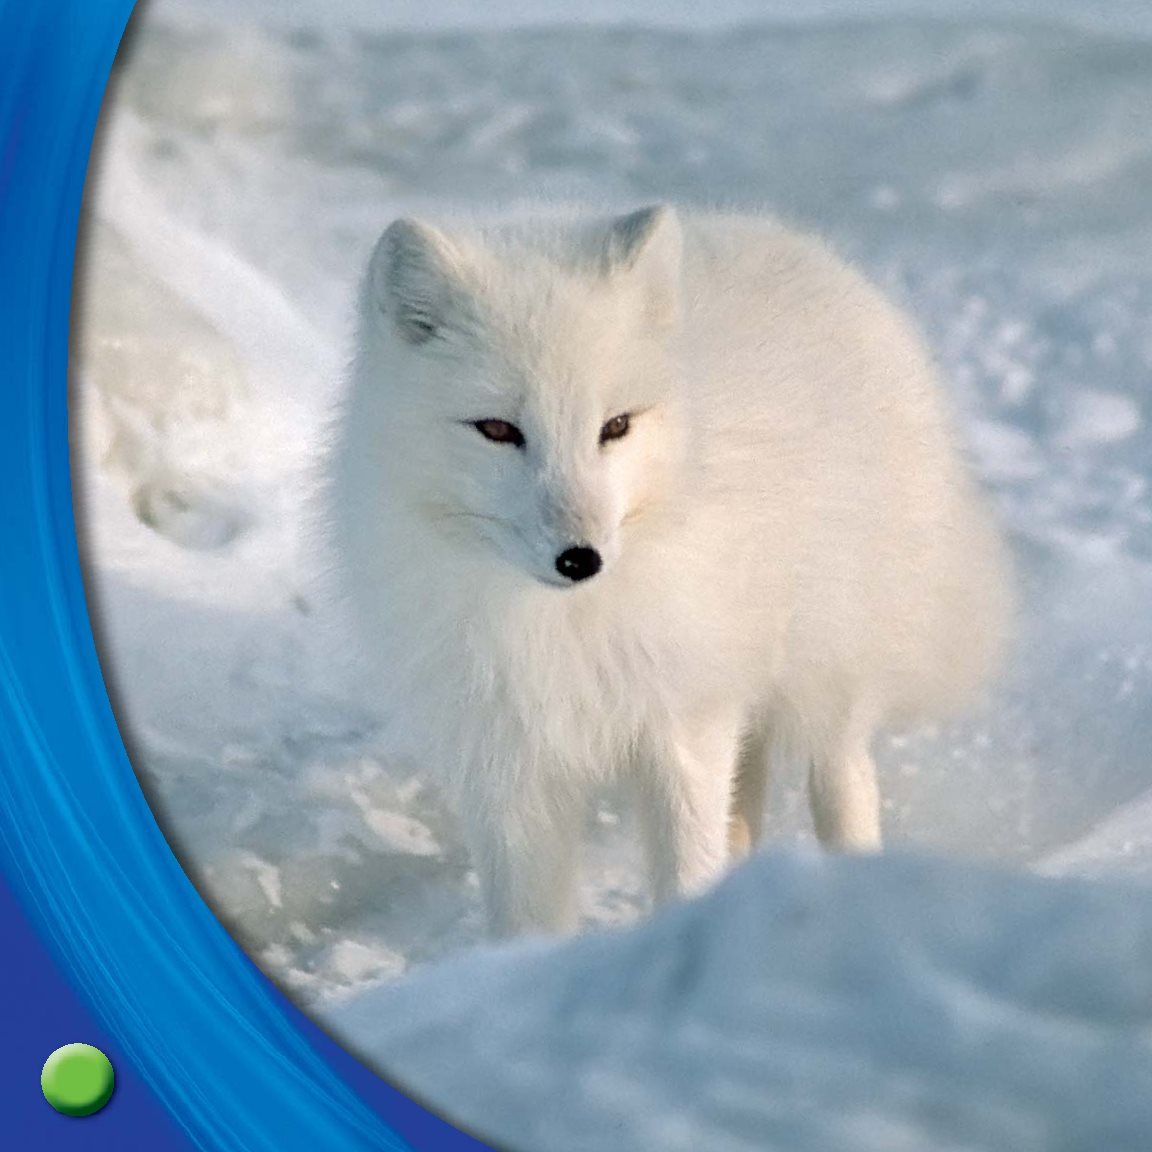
155,0,1152,39
330,850,1152,1151
75,1,1152,1145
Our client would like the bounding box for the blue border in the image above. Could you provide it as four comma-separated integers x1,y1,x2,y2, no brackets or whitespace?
0,3,492,1148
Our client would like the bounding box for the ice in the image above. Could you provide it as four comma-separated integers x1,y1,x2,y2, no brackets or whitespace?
74,3,1152,1145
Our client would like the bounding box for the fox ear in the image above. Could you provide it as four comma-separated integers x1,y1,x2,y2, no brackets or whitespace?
369,218,468,345
599,204,682,329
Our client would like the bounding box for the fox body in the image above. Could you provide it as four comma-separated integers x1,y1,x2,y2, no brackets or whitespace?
329,205,1012,936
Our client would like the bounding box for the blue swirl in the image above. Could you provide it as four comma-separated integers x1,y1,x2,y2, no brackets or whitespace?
0,3,490,1148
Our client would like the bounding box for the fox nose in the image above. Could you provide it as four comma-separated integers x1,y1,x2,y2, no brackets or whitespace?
555,545,602,583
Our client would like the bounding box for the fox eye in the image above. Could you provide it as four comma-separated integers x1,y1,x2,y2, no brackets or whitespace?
473,419,525,447
599,413,631,444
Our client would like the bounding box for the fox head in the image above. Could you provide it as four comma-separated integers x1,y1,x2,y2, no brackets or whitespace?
358,205,688,588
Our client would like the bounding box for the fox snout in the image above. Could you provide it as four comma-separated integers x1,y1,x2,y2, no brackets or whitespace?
535,481,619,586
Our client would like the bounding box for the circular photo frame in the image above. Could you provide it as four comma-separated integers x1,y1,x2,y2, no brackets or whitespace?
5,3,1152,1151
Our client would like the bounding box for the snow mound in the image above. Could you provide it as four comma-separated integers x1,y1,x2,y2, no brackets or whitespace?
333,849,1152,1152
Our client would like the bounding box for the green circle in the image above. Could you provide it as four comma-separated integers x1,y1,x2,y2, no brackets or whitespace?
41,1044,115,1117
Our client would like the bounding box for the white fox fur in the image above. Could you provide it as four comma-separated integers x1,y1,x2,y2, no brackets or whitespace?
328,204,1013,937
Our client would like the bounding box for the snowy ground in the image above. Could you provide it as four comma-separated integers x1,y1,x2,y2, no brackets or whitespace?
74,2,1152,1145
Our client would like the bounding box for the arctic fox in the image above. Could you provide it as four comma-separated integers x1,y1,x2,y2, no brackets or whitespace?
329,205,1013,937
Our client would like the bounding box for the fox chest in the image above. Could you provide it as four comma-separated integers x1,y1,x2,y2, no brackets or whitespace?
402,602,744,785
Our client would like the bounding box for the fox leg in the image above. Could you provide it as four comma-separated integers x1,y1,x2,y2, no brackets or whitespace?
637,710,744,906
465,786,585,939
808,733,883,853
728,724,772,859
